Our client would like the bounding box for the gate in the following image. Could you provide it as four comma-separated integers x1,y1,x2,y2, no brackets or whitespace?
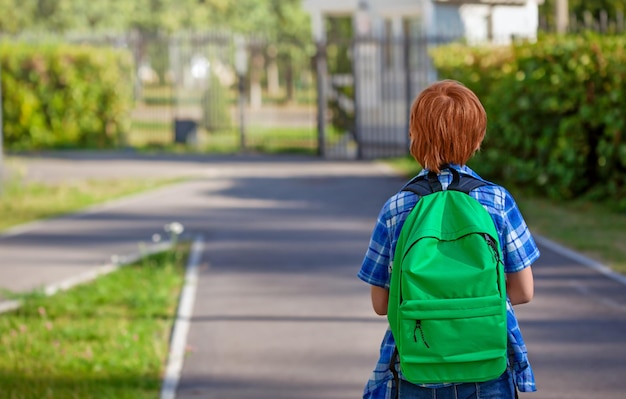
316,32,444,160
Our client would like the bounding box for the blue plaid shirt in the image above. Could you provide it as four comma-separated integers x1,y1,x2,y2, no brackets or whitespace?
358,165,540,398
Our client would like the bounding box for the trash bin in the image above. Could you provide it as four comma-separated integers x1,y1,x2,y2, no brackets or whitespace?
173,119,198,145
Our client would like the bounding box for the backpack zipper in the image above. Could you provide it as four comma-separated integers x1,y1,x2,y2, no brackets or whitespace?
413,320,430,348
484,234,502,265
484,233,506,297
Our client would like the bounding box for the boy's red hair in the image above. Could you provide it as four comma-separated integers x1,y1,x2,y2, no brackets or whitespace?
409,80,487,173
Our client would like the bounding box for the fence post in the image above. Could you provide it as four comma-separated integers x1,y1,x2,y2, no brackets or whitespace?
556,0,569,33
600,10,608,33
315,42,327,157
0,59,4,196
234,35,248,151
404,33,412,157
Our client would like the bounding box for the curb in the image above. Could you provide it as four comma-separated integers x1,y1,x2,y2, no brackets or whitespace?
534,235,626,287
160,235,205,399
0,240,173,315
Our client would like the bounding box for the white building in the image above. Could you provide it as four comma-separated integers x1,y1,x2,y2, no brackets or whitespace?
303,0,543,43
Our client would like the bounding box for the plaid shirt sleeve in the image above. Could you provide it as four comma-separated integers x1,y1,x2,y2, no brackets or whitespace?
507,301,537,392
500,189,540,273
357,202,392,289
358,192,417,289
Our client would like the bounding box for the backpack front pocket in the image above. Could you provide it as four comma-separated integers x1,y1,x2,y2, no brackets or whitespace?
396,296,507,383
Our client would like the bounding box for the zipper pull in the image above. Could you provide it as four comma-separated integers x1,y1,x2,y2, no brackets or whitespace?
413,320,430,348
484,234,502,265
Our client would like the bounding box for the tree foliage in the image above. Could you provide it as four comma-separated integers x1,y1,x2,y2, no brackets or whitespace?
539,0,626,30
0,0,311,45
430,35,626,209
0,42,133,149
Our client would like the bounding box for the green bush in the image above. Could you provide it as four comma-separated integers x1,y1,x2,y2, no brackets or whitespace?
0,42,134,150
201,73,232,132
328,84,354,135
429,42,514,101
431,34,626,211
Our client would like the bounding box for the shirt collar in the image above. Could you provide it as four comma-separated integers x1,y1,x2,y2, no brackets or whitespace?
416,164,476,178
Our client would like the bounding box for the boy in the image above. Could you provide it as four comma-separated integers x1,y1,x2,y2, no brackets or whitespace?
358,80,539,398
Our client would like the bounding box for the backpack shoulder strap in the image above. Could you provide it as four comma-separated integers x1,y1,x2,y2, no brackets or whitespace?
402,167,486,196
447,168,486,194
402,171,439,196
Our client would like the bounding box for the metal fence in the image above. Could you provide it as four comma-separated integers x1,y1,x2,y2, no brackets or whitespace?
122,31,319,155
0,29,471,160
32,30,316,155
1,30,471,159
539,10,626,34
317,33,458,160
125,30,444,160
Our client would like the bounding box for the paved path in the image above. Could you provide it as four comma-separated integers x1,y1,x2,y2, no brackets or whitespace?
1,153,625,398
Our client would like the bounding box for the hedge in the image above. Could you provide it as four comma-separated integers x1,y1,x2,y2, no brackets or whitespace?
430,34,626,211
0,42,134,150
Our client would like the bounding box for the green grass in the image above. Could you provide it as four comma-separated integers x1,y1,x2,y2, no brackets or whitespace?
381,158,626,275
242,126,317,154
0,172,185,232
141,85,207,106
126,123,318,155
140,84,315,107
514,195,626,274
0,245,188,399
126,121,173,148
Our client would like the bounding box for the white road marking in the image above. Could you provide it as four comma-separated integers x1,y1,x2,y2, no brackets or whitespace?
160,235,204,399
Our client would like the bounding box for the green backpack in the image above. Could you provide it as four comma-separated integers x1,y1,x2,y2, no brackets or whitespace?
387,168,507,384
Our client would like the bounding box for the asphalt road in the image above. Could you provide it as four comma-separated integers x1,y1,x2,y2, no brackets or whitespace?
1,152,625,398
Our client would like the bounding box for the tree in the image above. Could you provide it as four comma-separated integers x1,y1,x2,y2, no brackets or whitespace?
0,0,314,102
540,0,626,31
0,0,36,34
0,0,310,39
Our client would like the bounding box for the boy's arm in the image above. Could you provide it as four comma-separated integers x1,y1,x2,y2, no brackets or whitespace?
371,285,389,315
506,266,534,305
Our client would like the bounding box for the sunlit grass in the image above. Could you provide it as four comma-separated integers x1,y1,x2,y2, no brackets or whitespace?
0,174,184,232
0,244,188,399
126,123,318,155
514,195,626,274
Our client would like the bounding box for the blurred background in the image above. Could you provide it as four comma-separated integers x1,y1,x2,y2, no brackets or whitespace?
0,0,624,251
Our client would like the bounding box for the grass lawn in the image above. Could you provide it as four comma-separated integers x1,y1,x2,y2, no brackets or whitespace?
0,245,188,399
0,172,184,232
382,158,626,275
126,123,319,155
514,194,626,274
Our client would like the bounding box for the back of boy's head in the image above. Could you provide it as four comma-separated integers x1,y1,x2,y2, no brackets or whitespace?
409,79,486,173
